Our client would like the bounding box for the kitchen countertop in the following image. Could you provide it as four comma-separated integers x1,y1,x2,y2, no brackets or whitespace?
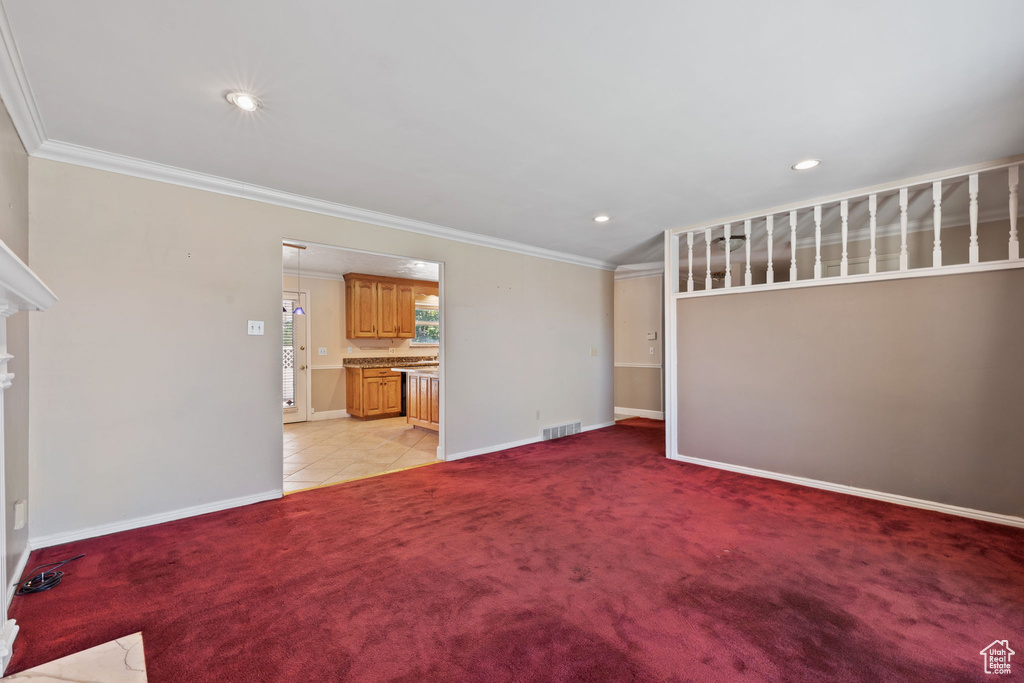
343,356,437,369
391,366,439,378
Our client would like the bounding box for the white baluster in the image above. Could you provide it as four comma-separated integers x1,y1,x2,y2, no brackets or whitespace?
789,210,798,282
705,228,712,289
868,194,877,274
968,173,979,265
899,188,909,271
1010,166,1020,260
686,232,694,292
813,205,822,280
766,216,774,284
932,181,942,268
744,219,752,287
724,224,732,288
840,200,849,277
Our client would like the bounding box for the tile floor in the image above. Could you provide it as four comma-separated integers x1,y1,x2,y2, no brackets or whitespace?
3,633,146,682
283,416,439,493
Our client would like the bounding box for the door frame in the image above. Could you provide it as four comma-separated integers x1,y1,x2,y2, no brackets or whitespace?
282,288,311,424
281,240,445,461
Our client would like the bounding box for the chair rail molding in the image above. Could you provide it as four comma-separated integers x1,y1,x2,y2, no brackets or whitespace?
0,237,57,673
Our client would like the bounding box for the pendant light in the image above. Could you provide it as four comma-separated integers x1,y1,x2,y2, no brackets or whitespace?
285,243,306,315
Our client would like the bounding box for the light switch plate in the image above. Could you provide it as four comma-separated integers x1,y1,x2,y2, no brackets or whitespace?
318,347,327,356
247,320,264,336
590,347,599,356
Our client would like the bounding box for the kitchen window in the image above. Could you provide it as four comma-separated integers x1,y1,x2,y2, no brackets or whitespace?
412,303,439,345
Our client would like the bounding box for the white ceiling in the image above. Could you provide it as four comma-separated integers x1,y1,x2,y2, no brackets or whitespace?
4,1,1024,266
283,243,439,282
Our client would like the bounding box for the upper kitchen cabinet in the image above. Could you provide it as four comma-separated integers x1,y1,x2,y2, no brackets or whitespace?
344,273,434,340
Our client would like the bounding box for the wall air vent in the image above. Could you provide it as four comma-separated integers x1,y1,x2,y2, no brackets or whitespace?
542,421,582,441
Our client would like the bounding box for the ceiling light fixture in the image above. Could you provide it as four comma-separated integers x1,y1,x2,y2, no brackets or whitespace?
713,235,747,252
791,159,821,171
594,215,610,223
226,91,262,112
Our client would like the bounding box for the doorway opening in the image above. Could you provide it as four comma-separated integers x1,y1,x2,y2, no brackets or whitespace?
280,240,445,493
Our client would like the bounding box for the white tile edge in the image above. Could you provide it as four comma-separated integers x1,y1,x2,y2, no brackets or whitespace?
670,452,1024,529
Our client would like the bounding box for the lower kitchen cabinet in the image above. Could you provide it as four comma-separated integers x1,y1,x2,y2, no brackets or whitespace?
406,373,439,432
346,367,402,419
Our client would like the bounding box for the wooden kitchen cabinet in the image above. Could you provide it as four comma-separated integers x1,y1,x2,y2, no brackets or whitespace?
345,277,378,338
345,367,403,419
344,273,431,340
406,372,439,432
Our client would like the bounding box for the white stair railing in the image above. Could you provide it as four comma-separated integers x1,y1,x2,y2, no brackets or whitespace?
666,157,1024,298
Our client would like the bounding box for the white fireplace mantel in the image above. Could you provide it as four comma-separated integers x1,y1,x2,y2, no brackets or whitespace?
0,237,57,672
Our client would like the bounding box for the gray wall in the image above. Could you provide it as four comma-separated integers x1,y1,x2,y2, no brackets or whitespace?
0,95,29,584
676,269,1024,518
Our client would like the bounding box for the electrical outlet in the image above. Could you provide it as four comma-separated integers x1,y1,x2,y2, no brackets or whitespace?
318,347,327,356
13,499,26,530
649,347,655,355
247,320,264,336
536,409,540,419
347,347,353,354
389,348,395,355
590,347,599,356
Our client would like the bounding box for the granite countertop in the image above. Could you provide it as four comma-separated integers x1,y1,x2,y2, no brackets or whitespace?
391,367,439,378
343,356,438,369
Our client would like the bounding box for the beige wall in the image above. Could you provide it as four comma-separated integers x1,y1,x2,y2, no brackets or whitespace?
282,274,437,414
613,275,663,415
0,95,29,585
675,269,1024,518
27,159,613,542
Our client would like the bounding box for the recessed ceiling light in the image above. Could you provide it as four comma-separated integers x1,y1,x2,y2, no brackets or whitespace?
791,159,821,171
594,215,610,223
225,91,262,112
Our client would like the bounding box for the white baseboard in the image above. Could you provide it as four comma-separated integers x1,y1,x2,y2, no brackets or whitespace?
310,409,348,421
446,420,616,461
446,435,542,461
614,407,664,420
5,545,30,611
28,489,282,550
671,452,1024,529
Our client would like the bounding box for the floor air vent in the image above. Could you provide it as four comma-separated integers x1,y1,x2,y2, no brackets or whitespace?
542,421,582,440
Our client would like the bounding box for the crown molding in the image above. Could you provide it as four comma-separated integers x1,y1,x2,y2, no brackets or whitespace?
614,262,663,280
0,2,612,272
0,1,44,153
33,140,615,271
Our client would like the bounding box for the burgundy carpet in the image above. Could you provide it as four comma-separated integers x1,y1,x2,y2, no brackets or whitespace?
8,419,1023,681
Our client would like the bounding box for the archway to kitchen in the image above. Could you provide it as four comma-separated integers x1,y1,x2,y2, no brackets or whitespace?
281,240,444,493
